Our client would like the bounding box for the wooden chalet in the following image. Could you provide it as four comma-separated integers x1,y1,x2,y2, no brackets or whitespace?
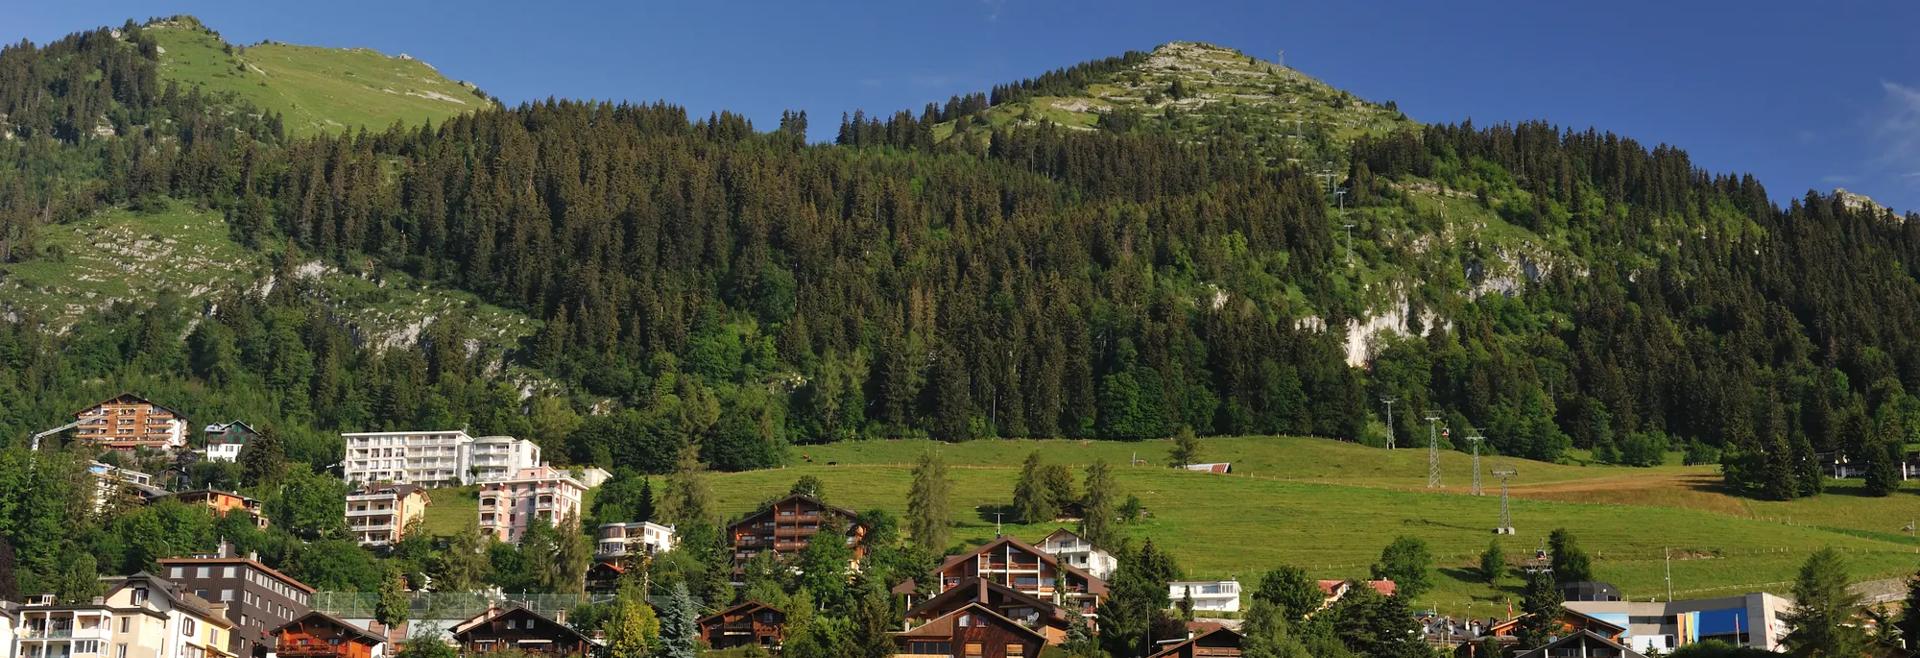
1463,608,1627,658
450,606,593,656
891,602,1047,658
271,610,385,658
1512,629,1647,658
73,393,189,452
698,600,785,651
584,561,628,595
1147,626,1244,658
928,536,1107,618
726,493,867,573
903,577,1071,644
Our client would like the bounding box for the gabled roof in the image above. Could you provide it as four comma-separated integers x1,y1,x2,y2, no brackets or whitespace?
75,393,186,420
204,421,259,437
158,556,317,594
904,577,1065,624
450,606,591,645
1512,629,1646,658
271,610,386,646
1147,626,1244,658
113,572,234,628
698,600,783,625
936,535,1111,595
893,602,1048,644
1485,608,1626,639
727,493,864,532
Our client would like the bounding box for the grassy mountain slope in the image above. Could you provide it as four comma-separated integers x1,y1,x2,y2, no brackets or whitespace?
145,16,487,135
683,437,1918,614
0,198,537,357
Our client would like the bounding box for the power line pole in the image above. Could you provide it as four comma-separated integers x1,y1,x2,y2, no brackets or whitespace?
1663,547,1673,602
1424,412,1443,489
1493,469,1516,534
1466,435,1485,496
1381,396,1397,450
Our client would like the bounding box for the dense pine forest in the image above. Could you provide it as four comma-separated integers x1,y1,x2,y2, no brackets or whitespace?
3,19,1920,506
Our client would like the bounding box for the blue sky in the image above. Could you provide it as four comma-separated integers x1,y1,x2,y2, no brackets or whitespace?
12,1,1920,212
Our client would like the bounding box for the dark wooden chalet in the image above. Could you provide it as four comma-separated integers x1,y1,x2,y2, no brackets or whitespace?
904,577,1071,644
697,600,785,651
1147,626,1244,658
892,602,1047,658
450,606,593,656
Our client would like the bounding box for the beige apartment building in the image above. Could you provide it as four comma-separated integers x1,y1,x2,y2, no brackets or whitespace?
14,573,235,658
345,484,432,547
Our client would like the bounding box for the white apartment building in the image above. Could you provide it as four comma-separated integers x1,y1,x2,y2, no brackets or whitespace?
13,573,236,658
1169,580,1242,613
478,465,586,544
594,522,676,561
1035,528,1119,580
468,436,542,483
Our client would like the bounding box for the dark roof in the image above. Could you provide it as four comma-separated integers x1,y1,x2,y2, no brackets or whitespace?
115,572,234,629
75,393,187,420
206,421,259,437
935,535,1109,595
450,606,592,644
1513,629,1647,658
354,483,427,499
1560,581,1623,602
727,493,864,532
904,577,1065,624
270,610,385,646
1147,627,1244,658
893,602,1047,644
698,600,783,625
158,556,316,594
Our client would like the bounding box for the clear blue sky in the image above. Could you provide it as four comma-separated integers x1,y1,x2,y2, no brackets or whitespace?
12,1,1920,212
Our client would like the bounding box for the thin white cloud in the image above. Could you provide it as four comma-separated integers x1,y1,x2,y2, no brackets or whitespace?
982,0,1007,21
1874,81,1920,186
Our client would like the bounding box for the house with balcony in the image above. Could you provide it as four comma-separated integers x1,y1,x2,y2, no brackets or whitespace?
697,601,784,651
450,607,593,657
477,465,586,543
1168,580,1241,614
16,572,236,658
270,611,385,658
346,484,431,548
199,422,258,463
924,536,1107,620
159,490,269,529
1147,626,1243,658
73,393,189,453
890,602,1047,658
903,578,1072,645
161,542,315,658
1034,528,1118,580
87,462,168,514
725,494,868,575
467,436,541,483
594,522,675,564
339,431,474,487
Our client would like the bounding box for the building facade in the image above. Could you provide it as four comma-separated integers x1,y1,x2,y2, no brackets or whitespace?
1147,627,1243,658
931,537,1107,618
477,466,586,543
890,603,1047,658
903,579,1071,645
1168,580,1241,614
73,394,188,452
199,423,258,463
697,601,785,651
160,491,269,529
725,494,867,573
15,573,236,658
340,431,473,487
270,611,385,658
467,436,541,484
593,522,676,563
1035,529,1118,580
345,484,432,548
87,462,167,514
449,607,592,656
1565,593,1792,654
160,543,316,658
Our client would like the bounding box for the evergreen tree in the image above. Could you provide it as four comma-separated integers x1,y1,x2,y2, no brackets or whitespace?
237,426,289,487
1080,458,1118,548
375,569,409,629
548,514,593,594
590,469,656,526
848,575,896,658
1548,528,1594,583
907,450,951,552
655,582,698,658
1781,548,1865,658
1517,570,1562,649
1862,409,1902,497
1480,540,1507,584
1012,451,1058,523
1167,425,1202,468
1369,536,1432,600
658,444,713,525
1326,584,1427,658
1254,565,1324,622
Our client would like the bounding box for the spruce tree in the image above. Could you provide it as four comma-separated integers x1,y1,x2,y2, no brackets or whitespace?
1013,451,1058,523
1781,548,1865,657
1548,528,1594,582
1480,540,1507,584
1168,425,1202,468
1080,459,1118,548
1517,570,1562,649
907,450,951,552
655,582,699,658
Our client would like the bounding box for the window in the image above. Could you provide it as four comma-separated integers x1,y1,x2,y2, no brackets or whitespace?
197,567,211,579
120,617,129,633
171,567,186,579
116,644,128,658
183,618,197,636
506,619,517,630
220,590,233,602
132,588,148,605
1006,644,1025,656
223,567,236,579
964,642,984,658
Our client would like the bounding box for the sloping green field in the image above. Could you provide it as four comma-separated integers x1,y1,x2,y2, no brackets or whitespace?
146,16,485,135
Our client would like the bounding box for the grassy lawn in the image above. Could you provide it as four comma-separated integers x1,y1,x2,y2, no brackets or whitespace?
147,17,483,136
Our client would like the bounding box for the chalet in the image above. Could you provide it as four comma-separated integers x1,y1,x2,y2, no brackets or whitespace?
74,393,189,452
272,610,386,658
903,578,1071,644
698,601,785,651
584,561,628,596
1034,528,1118,580
201,421,259,462
929,536,1107,618
162,489,271,528
891,602,1047,658
1513,629,1648,658
725,493,867,572
450,606,594,656
1147,626,1244,658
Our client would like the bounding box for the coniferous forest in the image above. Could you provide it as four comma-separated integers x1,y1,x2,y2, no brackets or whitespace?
2,19,1919,509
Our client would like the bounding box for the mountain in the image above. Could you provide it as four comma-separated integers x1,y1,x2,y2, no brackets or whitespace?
143,15,490,135
2,18,1919,506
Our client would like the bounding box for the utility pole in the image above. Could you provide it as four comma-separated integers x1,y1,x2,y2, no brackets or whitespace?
1466,435,1485,496
994,511,1004,537
1424,412,1443,489
1663,547,1672,601
1381,396,1397,450
1493,469,1516,534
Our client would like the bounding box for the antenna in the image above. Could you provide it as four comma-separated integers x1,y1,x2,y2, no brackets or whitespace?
1380,397,1397,450
1423,412,1443,489
1466,435,1486,496
1492,469,1516,534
